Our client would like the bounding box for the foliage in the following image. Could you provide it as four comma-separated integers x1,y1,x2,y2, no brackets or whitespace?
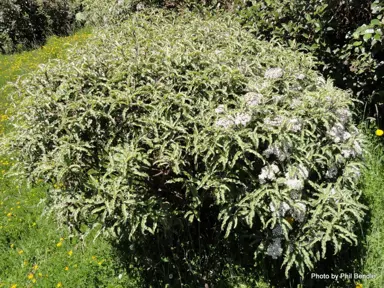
237,0,383,119
72,0,248,27
0,0,79,54
1,8,368,286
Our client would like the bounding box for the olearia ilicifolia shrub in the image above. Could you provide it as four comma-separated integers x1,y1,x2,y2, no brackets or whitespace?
1,8,369,282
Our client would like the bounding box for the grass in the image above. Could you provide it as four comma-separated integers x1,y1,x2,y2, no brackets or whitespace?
0,27,139,288
359,125,384,288
0,21,384,288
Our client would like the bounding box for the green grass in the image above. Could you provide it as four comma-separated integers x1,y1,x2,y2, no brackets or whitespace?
0,27,139,288
359,125,384,288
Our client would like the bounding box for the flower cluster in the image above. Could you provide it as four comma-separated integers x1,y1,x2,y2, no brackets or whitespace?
263,143,291,162
244,92,263,107
335,108,352,125
327,123,351,143
215,112,252,129
266,238,283,259
264,67,284,79
259,164,280,184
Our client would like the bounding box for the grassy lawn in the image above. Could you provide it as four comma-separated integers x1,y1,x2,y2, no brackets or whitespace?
359,127,384,288
0,24,383,288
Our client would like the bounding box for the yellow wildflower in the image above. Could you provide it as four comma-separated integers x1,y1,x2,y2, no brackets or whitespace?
68,250,73,256
57,282,62,288
65,266,69,271
16,201,20,205
27,273,34,279
376,129,384,136
356,283,363,288
57,242,62,247
7,213,12,217
18,250,24,255
33,264,38,270
11,285,17,288
98,260,104,266
10,243,14,248
32,279,36,283
38,273,43,277
60,237,64,241
91,256,96,260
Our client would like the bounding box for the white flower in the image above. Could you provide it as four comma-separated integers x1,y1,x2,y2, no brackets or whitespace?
325,166,338,179
118,274,123,280
263,144,290,162
266,239,283,259
290,99,302,109
353,140,363,156
272,224,284,236
341,148,357,158
296,74,305,80
292,203,306,223
215,105,225,114
233,112,252,126
244,92,263,107
279,202,291,217
259,164,280,184
287,118,302,132
290,190,301,200
335,108,352,125
215,117,234,129
136,3,145,10
264,115,285,127
285,178,304,191
264,67,284,79
327,123,351,143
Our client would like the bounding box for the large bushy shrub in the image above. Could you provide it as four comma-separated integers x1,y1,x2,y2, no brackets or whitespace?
2,8,367,286
238,0,384,120
0,0,78,54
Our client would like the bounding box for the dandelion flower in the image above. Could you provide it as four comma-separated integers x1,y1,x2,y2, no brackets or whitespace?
33,264,38,270
27,273,34,279
56,242,62,247
7,213,12,217
57,282,62,288
68,250,73,256
376,129,384,136
65,267,69,271
32,279,36,283
38,273,43,277
18,250,24,255
11,285,17,288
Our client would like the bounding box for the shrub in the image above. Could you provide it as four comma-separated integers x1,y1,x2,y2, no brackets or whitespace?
237,0,383,120
0,0,78,54
2,8,368,285
72,0,247,27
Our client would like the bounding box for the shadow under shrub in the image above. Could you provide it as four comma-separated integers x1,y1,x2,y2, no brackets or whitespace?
2,8,369,287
